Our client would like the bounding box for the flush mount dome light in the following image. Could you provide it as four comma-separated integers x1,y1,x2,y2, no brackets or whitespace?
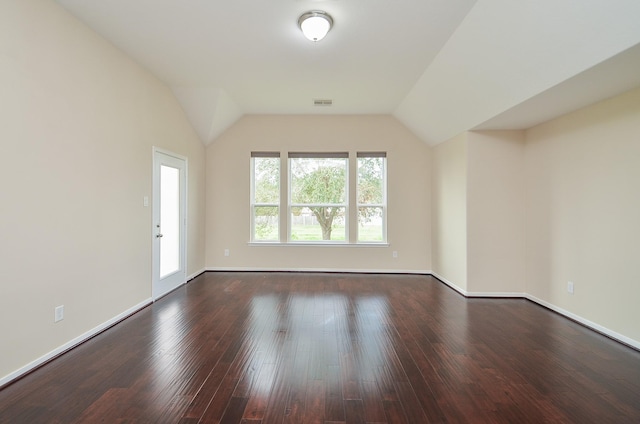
298,11,333,42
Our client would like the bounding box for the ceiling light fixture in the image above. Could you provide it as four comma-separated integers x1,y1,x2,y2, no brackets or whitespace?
298,11,333,42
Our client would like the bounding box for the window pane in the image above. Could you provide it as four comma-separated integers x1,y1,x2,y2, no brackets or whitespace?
358,207,384,242
160,165,180,277
291,206,346,241
254,206,279,241
358,156,384,204
357,154,385,243
290,157,347,204
252,154,280,242
254,157,280,203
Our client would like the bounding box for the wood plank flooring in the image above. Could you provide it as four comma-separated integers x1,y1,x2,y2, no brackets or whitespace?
1,272,639,423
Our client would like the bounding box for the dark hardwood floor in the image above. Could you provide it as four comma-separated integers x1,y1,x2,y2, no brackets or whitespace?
1,272,639,423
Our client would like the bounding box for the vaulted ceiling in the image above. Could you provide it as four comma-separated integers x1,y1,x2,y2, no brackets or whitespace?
55,0,640,146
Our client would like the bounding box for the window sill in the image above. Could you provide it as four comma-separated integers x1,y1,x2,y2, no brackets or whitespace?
248,242,390,248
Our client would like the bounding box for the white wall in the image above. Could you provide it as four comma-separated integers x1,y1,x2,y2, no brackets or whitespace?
467,130,525,295
525,86,640,344
0,0,205,382
431,133,468,291
206,115,432,272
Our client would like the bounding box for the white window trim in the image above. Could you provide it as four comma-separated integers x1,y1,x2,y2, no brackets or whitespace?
288,154,349,243
250,151,387,245
248,241,390,247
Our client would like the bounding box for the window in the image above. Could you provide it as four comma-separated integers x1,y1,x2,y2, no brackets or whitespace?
250,151,387,244
289,152,348,242
357,152,386,242
251,152,280,241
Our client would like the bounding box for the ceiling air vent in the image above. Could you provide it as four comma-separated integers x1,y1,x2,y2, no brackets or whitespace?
313,99,333,106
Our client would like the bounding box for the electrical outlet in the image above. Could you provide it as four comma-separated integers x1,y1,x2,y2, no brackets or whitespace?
54,305,64,322
224,249,230,257
392,251,398,258
567,281,574,295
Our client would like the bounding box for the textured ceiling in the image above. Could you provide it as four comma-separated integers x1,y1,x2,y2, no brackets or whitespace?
55,0,640,145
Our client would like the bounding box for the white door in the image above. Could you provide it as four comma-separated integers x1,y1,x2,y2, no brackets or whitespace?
152,148,187,300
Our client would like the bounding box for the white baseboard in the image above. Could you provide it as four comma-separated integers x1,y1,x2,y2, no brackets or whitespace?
206,266,432,275
0,298,152,388
429,272,639,350
187,268,206,281
466,291,525,298
430,272,467,295
525,294,640,350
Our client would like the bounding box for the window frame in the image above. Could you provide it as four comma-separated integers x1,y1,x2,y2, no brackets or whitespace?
288,152,349,243
250,152,281,242
356,152,387,244
249,151,388,245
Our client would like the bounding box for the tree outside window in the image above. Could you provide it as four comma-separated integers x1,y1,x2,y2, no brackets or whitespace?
251,152,279,241
289,153,347,241
357,153,386,242
251,151,387,244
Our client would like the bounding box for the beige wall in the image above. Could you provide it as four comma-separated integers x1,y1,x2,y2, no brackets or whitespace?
431,89,640,347
206,115,431,272
431,133,468,291
467,130,525,294
525,87,640,344
0,0,205,381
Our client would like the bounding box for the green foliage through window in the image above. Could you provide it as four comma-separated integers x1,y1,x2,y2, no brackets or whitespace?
251,152,386,243
251,154,279,241
290,155,347,241
358,154,386,242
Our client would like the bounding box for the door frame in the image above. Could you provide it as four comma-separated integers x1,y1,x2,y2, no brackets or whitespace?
152,147,188,300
